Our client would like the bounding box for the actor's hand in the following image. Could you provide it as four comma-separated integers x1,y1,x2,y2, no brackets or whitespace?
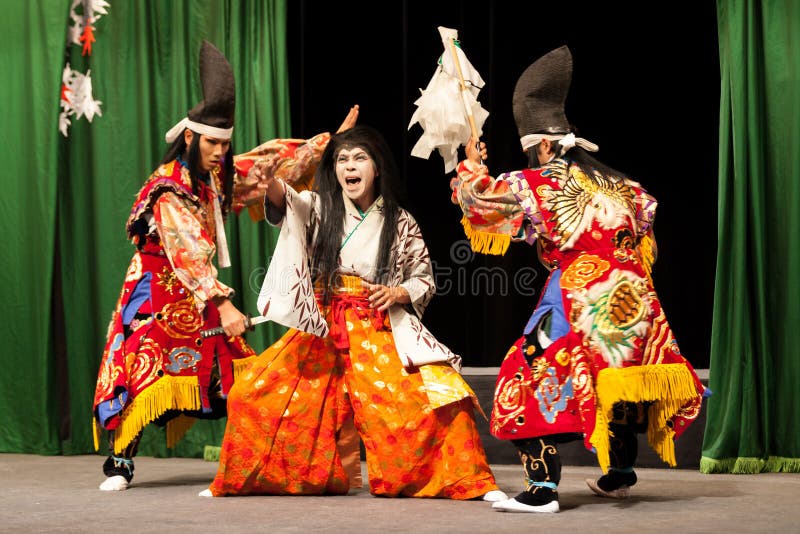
252,156,286,210
465,136,487,166
336,104,360,133
213,297,248,337
363,282,410,312
251,156,279,190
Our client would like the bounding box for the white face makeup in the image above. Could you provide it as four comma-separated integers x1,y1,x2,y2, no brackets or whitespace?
335,146,377,211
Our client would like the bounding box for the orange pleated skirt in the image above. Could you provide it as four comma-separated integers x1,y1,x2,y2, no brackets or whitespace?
210,284,498,498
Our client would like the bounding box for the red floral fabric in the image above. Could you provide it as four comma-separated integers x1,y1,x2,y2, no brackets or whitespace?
93,160,255,452
453,158,706,470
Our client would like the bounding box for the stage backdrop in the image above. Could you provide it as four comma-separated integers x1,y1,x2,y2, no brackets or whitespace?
0,0,722,458
701,0,800,474
2,1,798,472
284,1,721,370
0,0,290,456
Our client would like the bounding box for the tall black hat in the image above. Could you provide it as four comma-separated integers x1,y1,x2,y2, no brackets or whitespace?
165,40,235,143
512,45,572,140
188,40,235,129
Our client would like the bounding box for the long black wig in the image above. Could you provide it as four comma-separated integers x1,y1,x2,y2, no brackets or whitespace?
311,125,405,303
527,145,630,185
526,126,629,184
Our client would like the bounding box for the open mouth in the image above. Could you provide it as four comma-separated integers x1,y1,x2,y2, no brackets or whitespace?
345,177,361,185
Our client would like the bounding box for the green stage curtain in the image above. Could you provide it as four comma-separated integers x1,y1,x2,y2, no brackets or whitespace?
701,0,800,473
0,1,290,457
0,0,67,454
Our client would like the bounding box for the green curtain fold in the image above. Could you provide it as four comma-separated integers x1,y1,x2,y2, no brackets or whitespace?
702,0,800,474
0,0,68,455
0,0,289,456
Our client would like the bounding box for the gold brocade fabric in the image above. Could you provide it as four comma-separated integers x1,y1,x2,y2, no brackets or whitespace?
210,276,498,497
333,276,478,411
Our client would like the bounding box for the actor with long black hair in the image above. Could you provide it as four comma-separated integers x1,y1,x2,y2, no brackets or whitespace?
203,121,506,503
92,41,255,492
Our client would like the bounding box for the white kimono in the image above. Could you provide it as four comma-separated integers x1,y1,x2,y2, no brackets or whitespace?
256,184,462,370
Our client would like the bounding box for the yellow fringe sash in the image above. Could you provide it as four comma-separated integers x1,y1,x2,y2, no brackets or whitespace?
111,376,202,454
461,216,510,256
589,363,699,472
165,414,197,449
93,419,101,451
92,359,258,452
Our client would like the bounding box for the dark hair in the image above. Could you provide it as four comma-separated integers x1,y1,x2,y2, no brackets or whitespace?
160,130,235,215
311,125,403,303
527,135,628,184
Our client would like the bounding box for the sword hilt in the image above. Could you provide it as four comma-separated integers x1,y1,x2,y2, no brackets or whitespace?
200,314,252,338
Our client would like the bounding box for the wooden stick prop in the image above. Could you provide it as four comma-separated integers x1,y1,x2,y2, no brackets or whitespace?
446,37,483,165
449,39,480,143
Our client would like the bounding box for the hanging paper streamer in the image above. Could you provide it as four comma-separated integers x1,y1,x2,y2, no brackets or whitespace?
408,26,488,173
60,0,110,137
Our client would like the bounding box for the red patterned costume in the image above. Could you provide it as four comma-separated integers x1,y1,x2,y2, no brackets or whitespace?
93,40,258,493
453,157,705,470
92,160,255,455
449,45,708,513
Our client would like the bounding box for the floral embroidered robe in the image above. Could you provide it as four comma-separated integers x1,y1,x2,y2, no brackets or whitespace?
92,160,255,453
451,157,707,471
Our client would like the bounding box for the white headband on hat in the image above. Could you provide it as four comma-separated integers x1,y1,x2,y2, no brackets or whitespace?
165,118,234,143
519,132,598,154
